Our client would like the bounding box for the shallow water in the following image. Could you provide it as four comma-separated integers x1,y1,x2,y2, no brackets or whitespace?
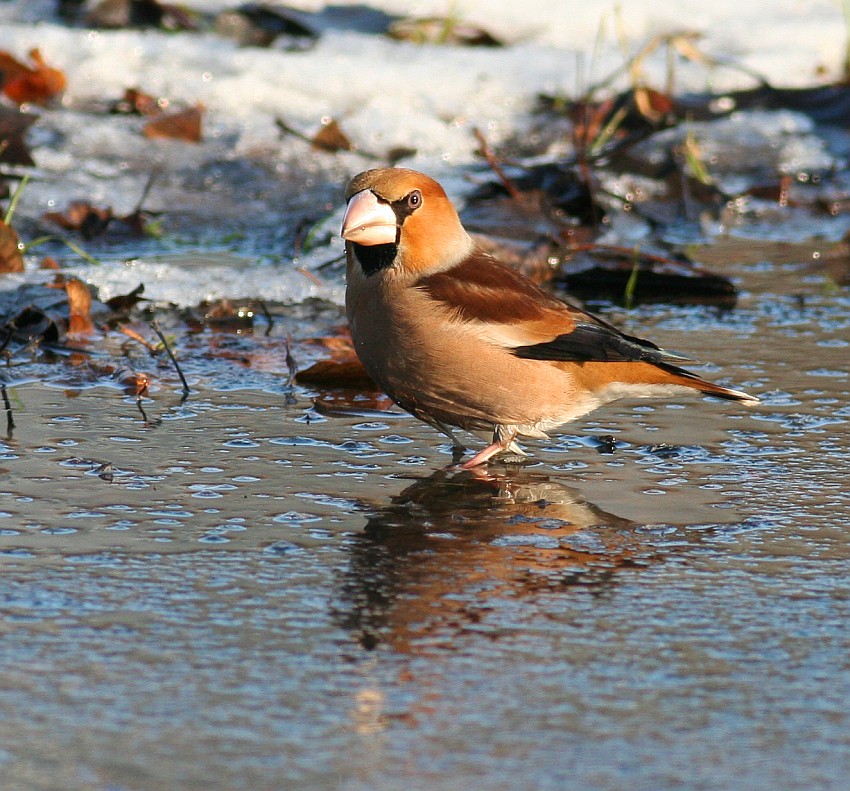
3,2,850,786
1,255,849,790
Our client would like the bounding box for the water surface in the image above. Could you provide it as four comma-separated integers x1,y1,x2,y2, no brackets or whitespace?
1,261,848,790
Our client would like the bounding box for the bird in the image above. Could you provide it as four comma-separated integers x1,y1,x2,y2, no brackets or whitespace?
340,167,758,469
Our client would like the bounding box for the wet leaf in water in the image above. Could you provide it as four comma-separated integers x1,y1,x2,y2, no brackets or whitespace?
296,331,375,389
558,244,738,307
62,277,96,336
195,299,256,331
296,359,375,389
106,283,148,314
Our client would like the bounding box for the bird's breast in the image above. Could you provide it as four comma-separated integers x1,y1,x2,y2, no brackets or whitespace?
345,281,595,430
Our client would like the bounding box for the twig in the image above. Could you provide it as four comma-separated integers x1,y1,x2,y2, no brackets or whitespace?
117,323,160,352
472,127,522,201
134,170,159,214
1,383,14,437
295,266,324,287
284,333,298,386
150,321,190,402
255,299,274,337
135,394,150,424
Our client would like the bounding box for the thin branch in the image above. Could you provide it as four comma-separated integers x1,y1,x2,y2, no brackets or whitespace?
255,299,274,337
472,127,522,201
1,383,14,437
150,321,190,402
284,333,298,387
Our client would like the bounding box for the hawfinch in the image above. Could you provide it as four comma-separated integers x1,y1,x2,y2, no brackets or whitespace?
340,167,757,468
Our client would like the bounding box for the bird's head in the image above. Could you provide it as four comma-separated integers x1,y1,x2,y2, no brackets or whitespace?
341,168,472,278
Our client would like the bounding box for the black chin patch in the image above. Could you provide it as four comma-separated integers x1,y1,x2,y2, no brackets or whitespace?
353,242,397,276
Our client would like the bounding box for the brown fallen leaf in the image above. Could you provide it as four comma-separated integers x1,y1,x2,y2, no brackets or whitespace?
116,369,151,396
0,48,66,105
312,118,353,153
295,359,375,389
214,5,318,48
43,201,114,240
0,219,24,273
106,283,147,313
143,104,204,142
295,330,375,388
110,86,163,116
388,17,503,47
0,105,37,166
63,277,95,335
85,0,198,31
116,322,159,352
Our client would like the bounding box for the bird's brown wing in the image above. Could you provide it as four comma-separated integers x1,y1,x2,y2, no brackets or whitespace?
415,252,692,367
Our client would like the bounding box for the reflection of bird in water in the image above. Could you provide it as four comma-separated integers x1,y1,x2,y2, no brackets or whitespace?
335,467,653,654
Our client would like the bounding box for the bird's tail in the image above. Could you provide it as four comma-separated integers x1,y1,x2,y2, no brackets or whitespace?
662,364,759,404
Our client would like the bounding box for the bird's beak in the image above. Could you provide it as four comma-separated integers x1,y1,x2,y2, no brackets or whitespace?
341,189,398,245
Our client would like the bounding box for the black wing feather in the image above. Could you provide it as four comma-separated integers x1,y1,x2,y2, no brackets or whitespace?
512,313,692,366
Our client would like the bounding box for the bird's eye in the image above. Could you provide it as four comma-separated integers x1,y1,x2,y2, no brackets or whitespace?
407,190,422,209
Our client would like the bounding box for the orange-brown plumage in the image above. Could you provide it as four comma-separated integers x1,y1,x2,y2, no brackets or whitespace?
341,167,758,468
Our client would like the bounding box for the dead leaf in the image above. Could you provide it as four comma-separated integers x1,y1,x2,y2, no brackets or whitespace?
311,118,353,152
295,359,375,388
116,322,159,351
110,87,162,116
214,5,318,48
64,277,95,335
117,370,150,396
85,0,198,30
0,105,37,166
106,283,147,313
0,50,31,86
388,17,503,47
43,201,114,240
143,104,204,142
0,48,66,105
295,330,375,388
43,198,160,239
633,86,675,124
0,220,24,274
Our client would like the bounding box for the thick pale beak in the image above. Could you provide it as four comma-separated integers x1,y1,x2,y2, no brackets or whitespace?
340,189,398,246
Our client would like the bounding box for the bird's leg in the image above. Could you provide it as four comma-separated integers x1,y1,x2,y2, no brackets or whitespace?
459,426,524,469
421,416,467,463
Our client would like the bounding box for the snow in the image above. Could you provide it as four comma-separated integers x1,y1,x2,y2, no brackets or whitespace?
0,0,846,305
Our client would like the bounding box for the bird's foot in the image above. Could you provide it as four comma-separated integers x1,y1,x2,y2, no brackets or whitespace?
450,444,467,465
458,441,527,470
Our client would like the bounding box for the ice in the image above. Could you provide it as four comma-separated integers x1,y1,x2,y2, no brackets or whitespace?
0,0,847,305
66,252,346,305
